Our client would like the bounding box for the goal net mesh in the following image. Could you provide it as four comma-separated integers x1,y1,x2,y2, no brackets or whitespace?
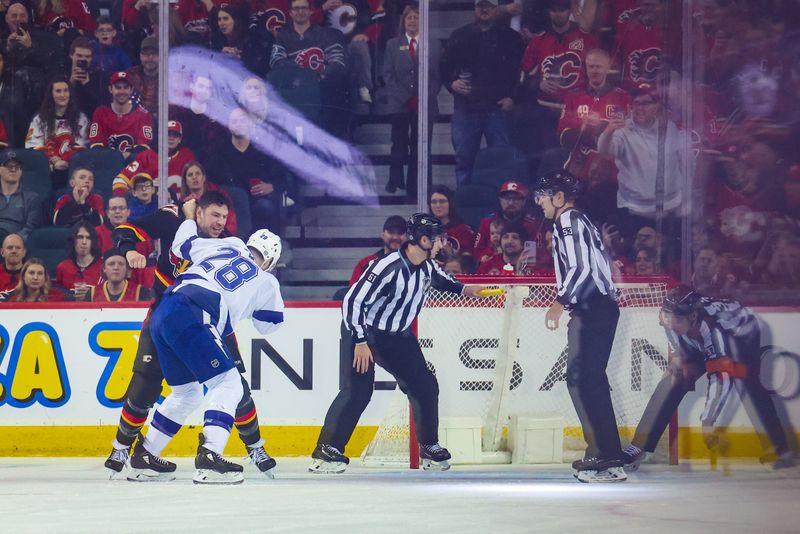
361,276,673,466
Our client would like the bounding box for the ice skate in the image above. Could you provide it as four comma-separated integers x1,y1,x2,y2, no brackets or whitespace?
308,444,349,474
247,441,277,479
621,444,647,471
127,442,176,482
194,446,244,485
104,446,130,479
575,457,627,483
773,451,797,470
420,443,451,471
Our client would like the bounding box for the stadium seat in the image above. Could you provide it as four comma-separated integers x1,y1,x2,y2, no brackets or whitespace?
25,226,71,277
266,65,322,122
69,148,126,199
16,149,53,202
471,146,529,189
221,185,252,240
455,183,496,230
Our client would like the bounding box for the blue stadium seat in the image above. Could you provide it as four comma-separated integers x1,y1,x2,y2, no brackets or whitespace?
69,148,126,200
455,183,496,230
16,149,53,202
471,146,530,189
25,226,71,278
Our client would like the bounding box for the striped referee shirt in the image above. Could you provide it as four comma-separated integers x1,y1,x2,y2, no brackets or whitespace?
343,242,464,343
551,208,616,308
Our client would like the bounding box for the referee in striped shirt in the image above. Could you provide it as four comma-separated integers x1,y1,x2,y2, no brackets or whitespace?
534,170,627,483
310,213,490,473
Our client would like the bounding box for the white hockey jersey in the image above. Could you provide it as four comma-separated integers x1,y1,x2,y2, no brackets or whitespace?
25,113,89,158
169,220,284,337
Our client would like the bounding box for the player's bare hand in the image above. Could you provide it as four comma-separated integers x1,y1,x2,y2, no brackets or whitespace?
545,301,564,330
126,250,147,269
353,343,373,374
182,197,197,220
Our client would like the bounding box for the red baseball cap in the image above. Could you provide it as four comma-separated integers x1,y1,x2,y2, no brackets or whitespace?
109,71,131,86
168,120,183,136
499,181,528,196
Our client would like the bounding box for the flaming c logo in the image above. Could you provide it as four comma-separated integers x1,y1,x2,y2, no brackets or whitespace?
542,51,583,89
295,47,326,74
108,134,135,153
628,47,661,83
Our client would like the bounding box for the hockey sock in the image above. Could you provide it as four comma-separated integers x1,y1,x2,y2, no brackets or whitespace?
203,369,244,455
234,394,262,447
115,400,150,447
144,382,204,456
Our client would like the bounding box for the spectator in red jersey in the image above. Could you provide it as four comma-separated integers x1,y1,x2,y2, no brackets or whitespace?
473,180,542,265
211,3,273,77
520,0,599,150
68,36,110,119
56,220,102,300
26,76,89,189
32,0,96,35
89,70,153,161
0,150,44,241
477,221,533,275
0,232,25,291
348,214,407,285
614,0,666,89
90,16,132,75
179,160,238,236
111,120,196,197
87,247,151,302
440,0,524,186
633,246,658,274
53,165,105,226
0,257,66,302
428,185,474,256
125,35,159,115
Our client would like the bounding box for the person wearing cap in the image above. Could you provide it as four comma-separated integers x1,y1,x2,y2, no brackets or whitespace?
127,173,157,220
126,35,159,115
68,36,111,118
0,149,44,241
111,119,196,198
473,180,543,264
88,69,153,160
440,0,525,186
87,247,151,302
597,81,691,241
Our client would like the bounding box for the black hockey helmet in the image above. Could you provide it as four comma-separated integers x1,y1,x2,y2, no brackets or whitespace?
407,213,445,243
662,285,701,316
534,169,582,199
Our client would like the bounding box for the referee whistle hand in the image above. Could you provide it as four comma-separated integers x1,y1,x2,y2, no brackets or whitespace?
545,302,564,330
353,343,373,374
125,250,147,269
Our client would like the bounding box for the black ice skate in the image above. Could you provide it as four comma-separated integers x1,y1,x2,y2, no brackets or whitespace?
420,443,451,471
127,442,176,482
574,457,627,483
247,442,277,479
104,446,130,479
194,446,244,485
621,444,647,471
308,444,350,474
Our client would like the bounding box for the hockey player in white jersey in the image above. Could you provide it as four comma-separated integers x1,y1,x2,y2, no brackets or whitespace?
127,195,284,485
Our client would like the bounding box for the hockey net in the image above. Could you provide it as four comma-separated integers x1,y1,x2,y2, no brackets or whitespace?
361,275,677,466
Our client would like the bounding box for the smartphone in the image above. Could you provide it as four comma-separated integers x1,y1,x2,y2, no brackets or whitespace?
523,240,537,263
76,59,89,70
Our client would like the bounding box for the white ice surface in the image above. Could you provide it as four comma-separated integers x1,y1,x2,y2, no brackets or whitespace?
1,458,799,534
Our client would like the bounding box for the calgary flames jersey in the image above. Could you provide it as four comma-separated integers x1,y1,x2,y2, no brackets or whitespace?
26,114,89,161
89,105,153,154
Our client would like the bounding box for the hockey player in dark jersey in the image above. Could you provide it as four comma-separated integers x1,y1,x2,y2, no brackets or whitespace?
623,286,796,470
103,192,280,479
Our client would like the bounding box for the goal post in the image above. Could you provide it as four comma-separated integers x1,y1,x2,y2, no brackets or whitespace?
361,275,679,467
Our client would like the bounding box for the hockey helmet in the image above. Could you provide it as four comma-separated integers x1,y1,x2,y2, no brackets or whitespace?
661,285,700,316
534,170,582,199
247,228,282,272
407,213,445,243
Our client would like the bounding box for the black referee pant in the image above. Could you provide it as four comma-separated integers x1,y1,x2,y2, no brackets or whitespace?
318,327,440,454
565,295,623,460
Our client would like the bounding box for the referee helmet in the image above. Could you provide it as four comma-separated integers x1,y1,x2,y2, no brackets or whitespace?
534,170,582,200
407,213,445,243
662,285,701,316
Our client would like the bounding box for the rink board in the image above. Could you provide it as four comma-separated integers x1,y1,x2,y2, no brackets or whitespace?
0,303,799,458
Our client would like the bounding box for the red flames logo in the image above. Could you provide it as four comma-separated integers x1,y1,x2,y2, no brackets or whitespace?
295,47,326,74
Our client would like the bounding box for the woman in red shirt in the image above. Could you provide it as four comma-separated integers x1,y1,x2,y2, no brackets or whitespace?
0,258,66,302
428,185,474,256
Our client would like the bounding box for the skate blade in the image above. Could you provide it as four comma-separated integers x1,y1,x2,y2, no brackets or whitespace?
261,467,276,479
308,459,347,474
577,467,627,483
193,469,244,485
421,459,451,471
107,467,124,480
126,469,176,482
